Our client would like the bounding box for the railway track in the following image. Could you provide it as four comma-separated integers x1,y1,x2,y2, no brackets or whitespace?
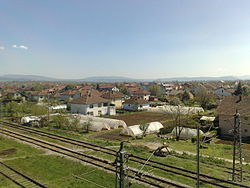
0,126,188,188
0,161,47,188
0,120,249,188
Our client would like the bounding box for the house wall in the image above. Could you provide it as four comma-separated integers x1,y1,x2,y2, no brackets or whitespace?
123,103,149,111
70,103,115,116
219,114,250,139
33,96,46,102
110,98,122,109
134,94,150,101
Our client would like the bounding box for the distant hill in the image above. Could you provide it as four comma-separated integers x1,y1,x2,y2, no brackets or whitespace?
77,76,143,82
0,74,59,81
0,74,249,82
156,76,241,82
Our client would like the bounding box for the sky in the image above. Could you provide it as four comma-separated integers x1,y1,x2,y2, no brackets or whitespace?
1,0,250,79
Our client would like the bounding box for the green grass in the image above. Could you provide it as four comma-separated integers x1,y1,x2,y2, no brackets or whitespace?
0,135,143,188
0,135,44,159
0,176,19,188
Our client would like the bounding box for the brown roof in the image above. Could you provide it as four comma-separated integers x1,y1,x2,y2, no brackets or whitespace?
124,96,148,105
101,91,124,99
60,90,78,96
70,94,109,105
133,90,150,95
99,84,116,89
217,96,250,116
79,89,101,97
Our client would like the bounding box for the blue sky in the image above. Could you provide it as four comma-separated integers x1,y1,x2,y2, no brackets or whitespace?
1,0,250,79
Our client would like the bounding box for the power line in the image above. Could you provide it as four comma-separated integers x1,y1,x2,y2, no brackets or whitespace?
73,174,108,188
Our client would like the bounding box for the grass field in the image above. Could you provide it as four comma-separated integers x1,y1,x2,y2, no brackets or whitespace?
0,135,143,188
1,120,250,188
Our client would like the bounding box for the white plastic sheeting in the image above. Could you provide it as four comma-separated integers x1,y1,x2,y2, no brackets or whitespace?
200,116,215,122
171,126,204,140
21,113,60,124
71,114,127,132
147,105,204,115
49,105,67,110
21,116,40,124
121,122,163,137
88,121,111,131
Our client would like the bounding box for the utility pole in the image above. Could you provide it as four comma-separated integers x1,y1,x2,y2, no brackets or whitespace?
196,123,200,188
115,141,129,188
232,110,243,182
47,92,50,122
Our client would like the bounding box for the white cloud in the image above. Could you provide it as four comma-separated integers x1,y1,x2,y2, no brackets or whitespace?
12,44,28,50
0,46,5,50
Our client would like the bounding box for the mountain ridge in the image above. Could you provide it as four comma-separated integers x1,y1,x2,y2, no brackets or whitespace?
0,74,250,82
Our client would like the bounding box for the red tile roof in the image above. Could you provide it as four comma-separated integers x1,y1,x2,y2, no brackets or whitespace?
70,93,109,105
217,96,250,116
101,91,124,99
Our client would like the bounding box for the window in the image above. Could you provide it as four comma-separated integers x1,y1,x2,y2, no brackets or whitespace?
140,105,143,108
98,103,102,107
90,104,93,108
103,103,108,107
245,129,248,132
98,110,102,115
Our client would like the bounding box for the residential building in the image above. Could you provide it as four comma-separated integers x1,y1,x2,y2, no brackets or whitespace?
123,96,149,111
70,93,116,116
132,90,150,101
100,91,124,109
217,96,250,140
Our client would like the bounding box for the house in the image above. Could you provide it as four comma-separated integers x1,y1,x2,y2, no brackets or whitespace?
217,96,250,140
70,93,116,116
6,91,29,101
30,91,49,102
132,90,150,101
100,91,124,109
123,97,149,111
214,87,233,97
60,90,78,101
99,84,119,91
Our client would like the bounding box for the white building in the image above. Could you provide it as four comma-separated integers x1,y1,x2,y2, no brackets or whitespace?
123,96,149,111
70,93,116,116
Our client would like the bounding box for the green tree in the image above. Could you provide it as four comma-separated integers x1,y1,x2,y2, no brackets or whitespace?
52,115,69,129
243,87,250,96
83,120,92,133
120,87,129,95
234,81,243,96
195,87,215,109
139,120,149,138
169,97,183,106
182,90,190,101
65,84,75,90
149,85,161,96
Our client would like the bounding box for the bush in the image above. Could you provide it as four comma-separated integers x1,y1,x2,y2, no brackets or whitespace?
159,126,175,135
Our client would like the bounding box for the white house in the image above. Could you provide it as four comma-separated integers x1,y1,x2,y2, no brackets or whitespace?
70,93,116,116
123,97,149,111
132,90,150,101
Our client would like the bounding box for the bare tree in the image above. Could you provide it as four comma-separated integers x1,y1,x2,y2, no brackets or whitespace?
139,120,150,138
